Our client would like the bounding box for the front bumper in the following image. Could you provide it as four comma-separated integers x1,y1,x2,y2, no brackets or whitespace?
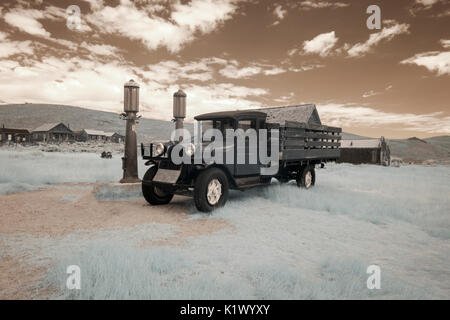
142,180,193,197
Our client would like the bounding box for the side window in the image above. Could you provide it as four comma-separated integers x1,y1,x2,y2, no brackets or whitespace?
238,120,255,130
222,119,234,131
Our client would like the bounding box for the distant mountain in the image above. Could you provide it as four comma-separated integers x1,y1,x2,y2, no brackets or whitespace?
0,104,192,142
340,132,372,140
1,103,449,162
388,136,450,162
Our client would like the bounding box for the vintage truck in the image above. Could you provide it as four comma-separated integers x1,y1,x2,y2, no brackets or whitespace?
141,105,341,212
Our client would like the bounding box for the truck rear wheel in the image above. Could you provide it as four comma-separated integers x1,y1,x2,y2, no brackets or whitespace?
194,168,229,212
297,166,315,189
142,166,174,205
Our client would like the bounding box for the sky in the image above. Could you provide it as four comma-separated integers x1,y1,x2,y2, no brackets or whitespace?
0,0,449,138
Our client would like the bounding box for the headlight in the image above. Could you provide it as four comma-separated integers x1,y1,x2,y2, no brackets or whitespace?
154,143,165,156
184,143,195,157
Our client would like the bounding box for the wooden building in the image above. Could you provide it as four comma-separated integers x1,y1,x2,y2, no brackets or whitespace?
76,129,123,143
77,129,106,142
0,126,31,145
104,132,124,143
338,137,391,166
32,123,73,142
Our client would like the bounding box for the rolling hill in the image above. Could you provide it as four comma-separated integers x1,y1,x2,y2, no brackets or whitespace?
0,103,192,142
1,103,449,162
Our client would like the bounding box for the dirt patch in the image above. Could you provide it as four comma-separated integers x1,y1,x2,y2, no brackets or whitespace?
0,183,230,237
0,183,231,299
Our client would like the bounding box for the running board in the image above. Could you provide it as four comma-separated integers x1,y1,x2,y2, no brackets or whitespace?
235,176,270,189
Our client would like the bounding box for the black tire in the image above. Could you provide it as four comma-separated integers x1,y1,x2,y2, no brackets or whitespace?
142,166,174,205
297,165,315,189
194,168,229,212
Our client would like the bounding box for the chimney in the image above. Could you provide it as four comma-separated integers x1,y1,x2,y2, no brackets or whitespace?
173,89,186,130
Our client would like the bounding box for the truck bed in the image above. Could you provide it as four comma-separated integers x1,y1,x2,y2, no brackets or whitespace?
274,121,342,161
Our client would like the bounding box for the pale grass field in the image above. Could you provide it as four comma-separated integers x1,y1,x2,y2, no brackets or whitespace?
0,149,449,299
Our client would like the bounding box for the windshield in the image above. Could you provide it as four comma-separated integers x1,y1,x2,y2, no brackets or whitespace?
199,119,234,136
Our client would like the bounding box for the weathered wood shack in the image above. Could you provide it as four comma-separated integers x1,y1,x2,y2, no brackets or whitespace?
0,126,31,144
338,137,391,165
32,123,73,143
104,132,124,143
77,129,106,142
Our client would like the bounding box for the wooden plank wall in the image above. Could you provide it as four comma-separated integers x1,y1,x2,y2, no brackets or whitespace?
280,121,342,160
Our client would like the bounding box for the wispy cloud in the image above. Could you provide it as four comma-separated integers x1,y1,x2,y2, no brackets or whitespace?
4,8,51,37
298,1,349,10
347,22,410,57
440,39,450,48
0,53,267,121
302,31,339,57
218,62,288,79
85,0,240,53
318,103,450,134
401,39,450,76
271,4,287,26
401,51,450,76
362,85,392,98
0,32,35,58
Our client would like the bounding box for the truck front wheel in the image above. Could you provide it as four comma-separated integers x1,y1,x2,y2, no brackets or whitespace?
297,166,315,189
194,168,229,212
142,166,174,205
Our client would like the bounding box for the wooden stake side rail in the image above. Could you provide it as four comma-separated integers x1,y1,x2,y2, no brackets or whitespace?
280,121,342,161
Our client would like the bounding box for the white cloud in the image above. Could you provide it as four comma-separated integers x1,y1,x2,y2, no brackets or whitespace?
218,62,289,78
0,41,34,58
171,0,237,33
80,42,123,57
141,60,214,84
4,9,51,37
362,85,393,98
303,31,338,57
0,55,268,121
347,22,410,57
299,1,349,10
271,4,287,26
264,67,286,75
415,0,440,8
401,51,450,76
318,103,450,134
0,32,35,58
219,65,262,79
86,0,239,53
273,5,287,19
440,39,450,48
288,64,324,72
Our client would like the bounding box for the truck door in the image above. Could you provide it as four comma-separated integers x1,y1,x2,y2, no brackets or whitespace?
235,119,261,176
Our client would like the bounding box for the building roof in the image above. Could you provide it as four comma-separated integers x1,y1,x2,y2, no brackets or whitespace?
0,127,30,134
340,139,381,148
194,110,267,121
104,132,123,137
83,129,106,136
194,104,322,126
262,104,321,125
33,122,62,132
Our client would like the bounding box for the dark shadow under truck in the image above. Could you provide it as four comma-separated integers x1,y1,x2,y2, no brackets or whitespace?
141,109,341,212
